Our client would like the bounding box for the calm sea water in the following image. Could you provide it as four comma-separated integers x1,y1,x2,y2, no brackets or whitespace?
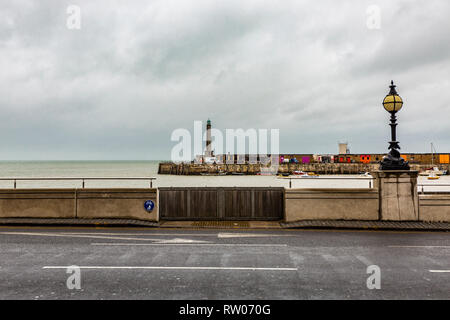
0,161,447,190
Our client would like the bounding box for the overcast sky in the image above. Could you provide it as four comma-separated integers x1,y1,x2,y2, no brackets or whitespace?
1,0,449,160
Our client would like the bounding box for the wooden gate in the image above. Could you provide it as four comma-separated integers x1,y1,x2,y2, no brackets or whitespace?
159,187,284,220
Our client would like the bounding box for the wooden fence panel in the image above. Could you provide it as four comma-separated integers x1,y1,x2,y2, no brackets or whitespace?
159,187,284,220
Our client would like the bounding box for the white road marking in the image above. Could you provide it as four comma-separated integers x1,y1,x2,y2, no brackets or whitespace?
60,232,219,237
355,255,374,266
0,232,161,241
217,232,288,238
388,246,450,248
0,231,290,246
3,232,207,242
43,266,297,271
91,243,288,247
429,270,450,273
152,238,210,244
0,231,291,238
321,254,339,263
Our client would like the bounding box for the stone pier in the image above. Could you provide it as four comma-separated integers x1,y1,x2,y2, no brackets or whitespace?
158,162,442,176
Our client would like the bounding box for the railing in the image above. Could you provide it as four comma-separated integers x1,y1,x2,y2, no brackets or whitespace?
280,176,374,189
418,183,450,194
0,177,156,189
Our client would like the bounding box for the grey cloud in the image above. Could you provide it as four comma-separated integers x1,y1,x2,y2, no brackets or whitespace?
0,0,449,160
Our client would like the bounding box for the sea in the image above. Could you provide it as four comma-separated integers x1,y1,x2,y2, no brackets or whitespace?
0,161,447,191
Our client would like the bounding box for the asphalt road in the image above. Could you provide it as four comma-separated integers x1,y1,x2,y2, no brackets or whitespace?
0,226,448,299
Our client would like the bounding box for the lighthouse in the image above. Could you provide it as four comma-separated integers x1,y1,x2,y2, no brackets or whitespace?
205,118,212,157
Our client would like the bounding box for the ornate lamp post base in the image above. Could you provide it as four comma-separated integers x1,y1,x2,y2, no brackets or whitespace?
380,149,410,170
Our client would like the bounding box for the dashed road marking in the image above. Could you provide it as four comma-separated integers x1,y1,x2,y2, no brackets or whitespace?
355,255,374,266
59,232,218,237
388,246,450,248
90,243,288,247
217,232,289,238
0,232,164,241
0,232,208,243
152,238,211,244
43,266,298,271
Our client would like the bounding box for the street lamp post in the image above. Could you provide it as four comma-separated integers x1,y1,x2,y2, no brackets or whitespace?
380,80,410,170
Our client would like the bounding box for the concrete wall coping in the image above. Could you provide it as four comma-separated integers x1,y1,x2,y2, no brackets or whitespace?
286,188,378,193
0,188,157,194
158,187,284,190
420,193,450,197
371,170,419,178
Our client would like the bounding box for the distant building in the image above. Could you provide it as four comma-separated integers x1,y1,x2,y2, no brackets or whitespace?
338,143,349,155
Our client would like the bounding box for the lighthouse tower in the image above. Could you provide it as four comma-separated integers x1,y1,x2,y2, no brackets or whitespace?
205,119,212,157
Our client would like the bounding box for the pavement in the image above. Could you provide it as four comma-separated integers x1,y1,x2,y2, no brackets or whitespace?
0,226,449,299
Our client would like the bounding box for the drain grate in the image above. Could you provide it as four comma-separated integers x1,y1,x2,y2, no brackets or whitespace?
191,221,250,228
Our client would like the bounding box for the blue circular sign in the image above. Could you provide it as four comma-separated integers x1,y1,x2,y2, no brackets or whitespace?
144,200,155,212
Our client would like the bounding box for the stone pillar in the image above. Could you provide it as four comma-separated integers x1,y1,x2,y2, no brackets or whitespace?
371,170,419,221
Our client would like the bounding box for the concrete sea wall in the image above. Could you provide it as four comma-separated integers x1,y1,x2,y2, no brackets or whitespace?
0,184,449,223
158,162,446,175
0,189,158,222
419,194,450,222
284,188,379,222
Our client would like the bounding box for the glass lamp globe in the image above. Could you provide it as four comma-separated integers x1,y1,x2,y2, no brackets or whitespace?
383,81,403,112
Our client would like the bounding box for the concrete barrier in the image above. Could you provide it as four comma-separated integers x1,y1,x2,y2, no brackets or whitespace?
285,188,379,222
0,189,158,222
2,186,449,224
76,189,158,221
419,194,450,222
0,189,76,218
